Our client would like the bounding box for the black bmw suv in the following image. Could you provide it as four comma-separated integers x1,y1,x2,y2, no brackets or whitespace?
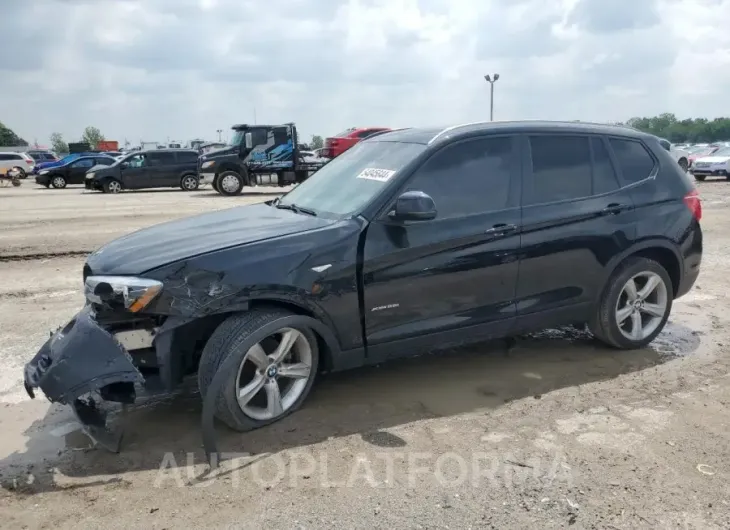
24,121,702,458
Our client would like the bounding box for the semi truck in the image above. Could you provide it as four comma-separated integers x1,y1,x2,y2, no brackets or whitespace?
198,123,327,195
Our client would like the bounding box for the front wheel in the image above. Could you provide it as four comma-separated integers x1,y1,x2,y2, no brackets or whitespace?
51,175,67,189
198,309,319,432
589,257,673,349
180,174,199,191
102,179,122,193
217,171,244,196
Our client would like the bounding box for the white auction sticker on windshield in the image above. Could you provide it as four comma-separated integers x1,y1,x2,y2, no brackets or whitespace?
356,168,396,182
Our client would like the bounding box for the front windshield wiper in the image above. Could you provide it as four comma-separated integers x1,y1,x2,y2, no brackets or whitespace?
274,202,317,216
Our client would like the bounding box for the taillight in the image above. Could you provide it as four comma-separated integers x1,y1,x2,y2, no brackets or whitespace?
683,189,702,221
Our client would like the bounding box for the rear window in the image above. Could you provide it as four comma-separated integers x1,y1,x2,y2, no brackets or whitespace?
609,139,656,185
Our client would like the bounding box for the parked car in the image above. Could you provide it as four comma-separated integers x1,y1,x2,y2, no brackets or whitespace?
25,150,58,163
85,149,200,193
687,145,720,168
321,127,391,158
22,121,702,458
32,152,100,174
0,152,34,178
657,138,690,171
689,146,730,181
35,155,116,188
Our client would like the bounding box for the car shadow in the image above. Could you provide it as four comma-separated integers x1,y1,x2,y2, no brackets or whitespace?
0,322,700,494
191,190,286,198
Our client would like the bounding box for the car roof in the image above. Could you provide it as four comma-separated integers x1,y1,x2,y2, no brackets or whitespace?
369,120,652,146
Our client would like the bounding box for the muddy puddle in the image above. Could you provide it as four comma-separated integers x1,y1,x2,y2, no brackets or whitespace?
0,320,701,492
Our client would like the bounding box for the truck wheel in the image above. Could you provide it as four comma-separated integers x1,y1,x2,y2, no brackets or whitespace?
198,309,319,432
180,174,199,191
212,176,220,192
103,179,122,193
51,175,67,189
588,257,672,350
217,171,244,196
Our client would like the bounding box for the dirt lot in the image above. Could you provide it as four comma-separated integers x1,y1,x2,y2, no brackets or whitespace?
1,182,729,529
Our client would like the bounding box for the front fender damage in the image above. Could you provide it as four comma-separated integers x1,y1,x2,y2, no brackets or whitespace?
24,305,144,451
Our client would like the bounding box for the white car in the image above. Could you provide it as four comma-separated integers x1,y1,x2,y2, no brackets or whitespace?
0,152,34,178
690,146,730,181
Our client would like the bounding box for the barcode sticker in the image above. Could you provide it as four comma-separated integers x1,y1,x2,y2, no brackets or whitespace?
356,168,395,182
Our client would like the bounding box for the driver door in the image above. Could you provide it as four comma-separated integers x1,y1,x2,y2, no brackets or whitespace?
67,157,95,184
362,135,522,361
120,154,148,189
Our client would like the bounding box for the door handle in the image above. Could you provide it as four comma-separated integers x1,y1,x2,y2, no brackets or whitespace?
485,223,518,236
602,203,626,215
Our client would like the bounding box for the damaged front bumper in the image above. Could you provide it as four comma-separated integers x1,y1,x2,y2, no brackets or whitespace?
23,305,145,451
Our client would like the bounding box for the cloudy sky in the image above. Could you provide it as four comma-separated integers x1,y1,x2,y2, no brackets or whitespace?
1,0,728,147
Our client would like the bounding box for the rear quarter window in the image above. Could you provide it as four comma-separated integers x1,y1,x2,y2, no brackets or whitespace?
608,138,656,186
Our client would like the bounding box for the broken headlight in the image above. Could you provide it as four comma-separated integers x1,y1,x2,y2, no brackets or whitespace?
84,276,163,313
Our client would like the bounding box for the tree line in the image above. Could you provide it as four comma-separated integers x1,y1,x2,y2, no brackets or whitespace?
623,113,730,143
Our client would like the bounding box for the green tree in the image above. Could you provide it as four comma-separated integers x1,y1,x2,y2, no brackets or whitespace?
81,126,105,149
0,121,28,146
622,114,730,143
310,135,324,149
50,132,68,154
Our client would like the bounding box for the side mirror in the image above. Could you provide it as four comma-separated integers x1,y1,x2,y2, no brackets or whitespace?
388,190,437,222
244,133,252,149
120,162,129,169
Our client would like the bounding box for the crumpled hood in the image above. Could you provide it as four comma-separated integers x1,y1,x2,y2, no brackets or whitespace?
85,202,334,275
695,155,730,164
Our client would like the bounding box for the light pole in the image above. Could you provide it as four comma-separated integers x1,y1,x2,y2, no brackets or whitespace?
484,73,500,121
216,129,223,142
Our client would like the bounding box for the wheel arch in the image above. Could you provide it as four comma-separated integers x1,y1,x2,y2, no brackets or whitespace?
602,240,682,299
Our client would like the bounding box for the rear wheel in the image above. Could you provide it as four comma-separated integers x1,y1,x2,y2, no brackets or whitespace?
217,171,244,196
589,257,673,349
180,174,199,191
694,174,706,181
12,167,26,179
198,309,319,431
51,175,67,189
103,179,122,193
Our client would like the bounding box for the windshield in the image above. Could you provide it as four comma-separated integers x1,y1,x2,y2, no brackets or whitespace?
710,146,730,157
57,154,80,164
278,140,426,217
229,130,244,146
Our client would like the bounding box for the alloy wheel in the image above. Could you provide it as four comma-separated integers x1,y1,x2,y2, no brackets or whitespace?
108,180,121,193
182,175,197,190
52,176,66,188
234,327,313,421
615,271,668,341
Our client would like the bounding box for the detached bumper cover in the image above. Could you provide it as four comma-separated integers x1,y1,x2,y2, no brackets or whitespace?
24,305,143,404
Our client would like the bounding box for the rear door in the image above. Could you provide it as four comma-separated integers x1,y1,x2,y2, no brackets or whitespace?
145,151,177,187
515,134,637,329
66,157,95,184
363,135,522,357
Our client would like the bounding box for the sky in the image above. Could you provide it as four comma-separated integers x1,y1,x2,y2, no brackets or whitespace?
1,0,729,147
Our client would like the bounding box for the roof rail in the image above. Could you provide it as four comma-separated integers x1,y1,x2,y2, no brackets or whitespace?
428,121,491,145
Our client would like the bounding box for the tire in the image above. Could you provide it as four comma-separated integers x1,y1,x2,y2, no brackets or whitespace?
198,309,319,432
217,170,244,196
51,175,67,189
694,174,706,181
12,167,26,179
678,158,688,172
180,173,199,191
212,176,220,193
589,257,673,349
102,179,122,194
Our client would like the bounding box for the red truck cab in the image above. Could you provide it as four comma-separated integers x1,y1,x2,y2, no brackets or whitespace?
322,127,391,158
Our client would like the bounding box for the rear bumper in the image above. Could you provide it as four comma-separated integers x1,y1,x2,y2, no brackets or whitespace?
24,305,143,405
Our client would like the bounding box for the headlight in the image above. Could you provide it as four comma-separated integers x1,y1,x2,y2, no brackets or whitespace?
86,172,95,179
39,170,49,175
201,160,216,169
85,276,163,312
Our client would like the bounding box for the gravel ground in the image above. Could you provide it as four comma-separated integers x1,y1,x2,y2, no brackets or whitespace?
0,182,729,529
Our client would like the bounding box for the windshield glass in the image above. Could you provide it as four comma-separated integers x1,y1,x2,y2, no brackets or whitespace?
229,130,244,146
278,141,426,217
710,146,730,157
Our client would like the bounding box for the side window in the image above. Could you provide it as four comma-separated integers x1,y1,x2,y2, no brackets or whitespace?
11,154,24,160
405,136,516,219
0,154,11,161
71,158,95,168
608,138,656,185
591,137,620,195
272,127,289,145
127,154,146,167
147,152,175,166
96,157,113,166
526,135,591,205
